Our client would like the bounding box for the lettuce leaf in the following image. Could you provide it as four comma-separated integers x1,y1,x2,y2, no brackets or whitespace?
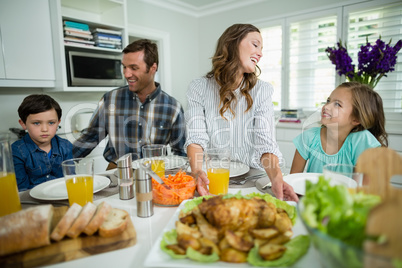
301,176,381,248
186,247,219,262
247,235,310,267
160,229,187,259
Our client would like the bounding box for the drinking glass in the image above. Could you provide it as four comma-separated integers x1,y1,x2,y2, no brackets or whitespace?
323,163,363,192
142,144,167,178
0,133,21,217
205,148,231,195
62,158,94,206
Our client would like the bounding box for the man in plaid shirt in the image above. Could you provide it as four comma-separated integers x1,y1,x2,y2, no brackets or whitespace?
72,39,186,169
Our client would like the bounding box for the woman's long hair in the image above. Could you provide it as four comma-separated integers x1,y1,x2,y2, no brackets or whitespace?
341,82,388,147
207,24,261,119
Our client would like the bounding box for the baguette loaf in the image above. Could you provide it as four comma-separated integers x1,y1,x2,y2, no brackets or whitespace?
99,208,129,237
83,201,112,236
66,202,97,238
0,205,54,256
50,203,82,241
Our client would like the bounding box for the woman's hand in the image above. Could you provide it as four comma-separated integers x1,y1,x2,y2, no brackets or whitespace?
192,169,210,196
271,179,299,202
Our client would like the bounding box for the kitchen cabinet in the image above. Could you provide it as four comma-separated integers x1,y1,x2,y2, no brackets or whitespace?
0,0,55,87
48,0,128,92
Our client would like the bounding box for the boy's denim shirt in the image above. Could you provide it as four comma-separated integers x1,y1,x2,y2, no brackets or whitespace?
12,134,73,191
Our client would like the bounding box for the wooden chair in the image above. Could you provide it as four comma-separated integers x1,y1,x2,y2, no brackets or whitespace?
355,147,402,200
356,147,402,262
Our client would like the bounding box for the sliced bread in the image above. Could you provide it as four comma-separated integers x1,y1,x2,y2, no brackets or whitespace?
83,201,112,236
50,203,82,241
66,202,97,238
98,208,129,238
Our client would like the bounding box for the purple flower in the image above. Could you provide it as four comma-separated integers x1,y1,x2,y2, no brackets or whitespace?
327,38,402,87
325,43,354,79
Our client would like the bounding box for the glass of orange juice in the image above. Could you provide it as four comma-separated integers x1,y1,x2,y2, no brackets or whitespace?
205,148,231,195
142,144,167,178
62,158,94,206
0,133,21,217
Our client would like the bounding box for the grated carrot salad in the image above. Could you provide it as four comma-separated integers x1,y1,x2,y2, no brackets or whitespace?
152,171,196,206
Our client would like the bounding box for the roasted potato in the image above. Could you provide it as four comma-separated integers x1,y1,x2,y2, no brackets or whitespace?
199,237,220,256
179,214,196,225
274,211,292,233
250,228,279,240
176,220,202,239
225,230,254,252
220,248,248,263
258,243,287,260
166,244,186,255
268,234,291,245
177,233,201,250
258,202,277,227
218,237,230,251
192,206,219,243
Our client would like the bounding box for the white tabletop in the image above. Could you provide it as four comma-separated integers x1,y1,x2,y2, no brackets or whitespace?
43,187,321,268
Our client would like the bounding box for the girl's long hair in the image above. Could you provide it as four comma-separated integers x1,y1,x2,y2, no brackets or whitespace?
206,24,261,118
341,82,388,147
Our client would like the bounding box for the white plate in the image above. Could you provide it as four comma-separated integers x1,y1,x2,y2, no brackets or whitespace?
143,199,318,268
229,161,250,177
284,173,357,196
132,155,187,170
29,175,110,200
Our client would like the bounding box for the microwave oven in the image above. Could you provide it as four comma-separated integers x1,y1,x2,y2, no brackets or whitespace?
66,50,125,87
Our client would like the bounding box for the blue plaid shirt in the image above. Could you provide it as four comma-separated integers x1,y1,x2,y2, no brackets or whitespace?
73,83,186,163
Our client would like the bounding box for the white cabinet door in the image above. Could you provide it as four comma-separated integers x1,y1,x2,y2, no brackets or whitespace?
0,26,5,79
0,0,55,86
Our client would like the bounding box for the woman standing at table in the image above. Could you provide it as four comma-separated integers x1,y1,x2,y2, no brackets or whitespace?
185,23,298,201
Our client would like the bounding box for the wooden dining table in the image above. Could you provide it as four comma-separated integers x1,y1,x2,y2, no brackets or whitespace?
16,168,321,268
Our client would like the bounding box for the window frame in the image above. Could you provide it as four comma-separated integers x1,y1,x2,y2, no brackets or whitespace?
254,0,402,124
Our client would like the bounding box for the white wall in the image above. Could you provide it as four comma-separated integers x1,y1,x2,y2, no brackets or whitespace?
125,0,200,111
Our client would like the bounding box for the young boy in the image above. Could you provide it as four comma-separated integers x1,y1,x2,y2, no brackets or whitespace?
12,94,73,191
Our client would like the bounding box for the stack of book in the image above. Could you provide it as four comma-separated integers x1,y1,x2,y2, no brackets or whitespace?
63,21,95,47
279,109,304,123
92,28,122,49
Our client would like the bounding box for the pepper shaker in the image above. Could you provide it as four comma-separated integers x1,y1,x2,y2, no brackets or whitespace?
117,153,135,200
135,163,154,217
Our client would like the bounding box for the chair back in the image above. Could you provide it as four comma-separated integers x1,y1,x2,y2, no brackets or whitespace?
355,147,402,200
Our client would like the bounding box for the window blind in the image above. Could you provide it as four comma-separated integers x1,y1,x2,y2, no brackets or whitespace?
288,15,338,110
347,3,402,113
259,26,282,108
258,1,402,114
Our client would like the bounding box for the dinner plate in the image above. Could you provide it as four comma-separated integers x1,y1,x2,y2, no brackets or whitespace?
284,173,357,196
228,161,250,177
143,199,318,268
132,155,187,170
29,175,110,200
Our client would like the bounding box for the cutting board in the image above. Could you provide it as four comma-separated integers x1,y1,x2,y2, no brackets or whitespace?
0,206,137,268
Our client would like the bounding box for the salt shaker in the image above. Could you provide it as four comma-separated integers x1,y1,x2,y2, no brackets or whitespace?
135,163,154,217
117,153,135,200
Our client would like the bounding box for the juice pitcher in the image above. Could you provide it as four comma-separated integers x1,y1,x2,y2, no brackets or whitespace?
0,133,21,217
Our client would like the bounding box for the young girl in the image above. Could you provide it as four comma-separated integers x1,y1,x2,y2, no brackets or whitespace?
185,24,298,201
291,82,388,173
